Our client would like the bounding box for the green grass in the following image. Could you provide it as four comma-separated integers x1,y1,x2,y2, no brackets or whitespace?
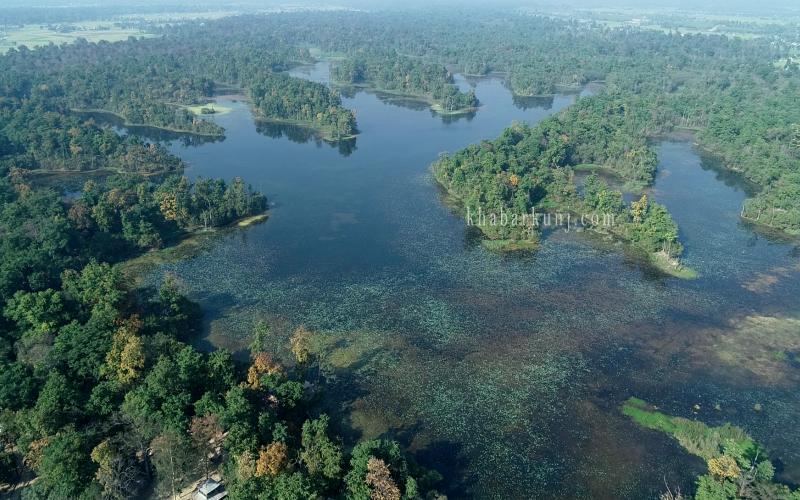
649,251,699,280
573,163,604,172
621,397,678,434
622,397,757,461
573,164,648,192
307,47,348,61
430,102,480,116
236,214,269,227
0,25,154,54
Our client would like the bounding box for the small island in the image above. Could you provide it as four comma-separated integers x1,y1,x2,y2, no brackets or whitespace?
332,51,479,116
248,72,357,142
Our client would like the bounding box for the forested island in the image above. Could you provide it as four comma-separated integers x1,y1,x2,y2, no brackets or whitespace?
250,73,357,141
331,51,479,115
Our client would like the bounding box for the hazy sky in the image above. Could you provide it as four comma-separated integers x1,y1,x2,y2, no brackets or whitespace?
1,0,798,16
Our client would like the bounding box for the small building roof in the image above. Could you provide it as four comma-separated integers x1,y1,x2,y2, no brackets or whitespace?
198,479,220,495
194,479,227,500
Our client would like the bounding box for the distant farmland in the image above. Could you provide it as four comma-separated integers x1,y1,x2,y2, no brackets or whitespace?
0,23,154,53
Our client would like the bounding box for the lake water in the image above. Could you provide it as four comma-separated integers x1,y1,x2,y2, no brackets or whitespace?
133,63,800,499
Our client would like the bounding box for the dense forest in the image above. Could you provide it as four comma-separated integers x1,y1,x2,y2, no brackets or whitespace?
0,96,182,174
0,29,353,142
0,158,439,499
331,51,478,113
2,11,798,233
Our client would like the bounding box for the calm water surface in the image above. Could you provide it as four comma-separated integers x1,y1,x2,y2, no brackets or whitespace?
133,63,800,499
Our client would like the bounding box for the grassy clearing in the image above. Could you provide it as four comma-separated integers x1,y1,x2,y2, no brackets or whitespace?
307,46,348,61
573,163,649,192
183,103,234,116
621,397,678,434
649,251,699,279
430,102,480,116
236,213,269,227
0,25,153,54
117,11,239,23
622,397,757,460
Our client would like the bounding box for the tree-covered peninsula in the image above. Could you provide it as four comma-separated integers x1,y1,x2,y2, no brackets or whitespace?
622,398,800,500
433,99,693,278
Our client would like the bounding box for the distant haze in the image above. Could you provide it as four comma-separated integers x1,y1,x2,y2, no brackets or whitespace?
1,0,799,15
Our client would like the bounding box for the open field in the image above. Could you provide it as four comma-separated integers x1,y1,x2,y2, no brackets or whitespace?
527,7,800,39
116,11,239,23
0,24,153,53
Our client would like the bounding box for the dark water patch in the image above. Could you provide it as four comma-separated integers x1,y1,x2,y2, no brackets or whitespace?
512,93,555,110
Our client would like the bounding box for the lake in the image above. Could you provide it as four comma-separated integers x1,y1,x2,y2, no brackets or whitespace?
130,62,800,499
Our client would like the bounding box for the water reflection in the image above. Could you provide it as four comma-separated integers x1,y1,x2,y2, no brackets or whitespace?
254,120,357,156
697,147,760,196
294,62,479,124
512,93,555,110
74,110,225,147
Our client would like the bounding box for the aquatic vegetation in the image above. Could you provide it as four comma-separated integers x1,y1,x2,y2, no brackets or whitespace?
712,315,800,386
127,65,800,499
622,398,755,461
